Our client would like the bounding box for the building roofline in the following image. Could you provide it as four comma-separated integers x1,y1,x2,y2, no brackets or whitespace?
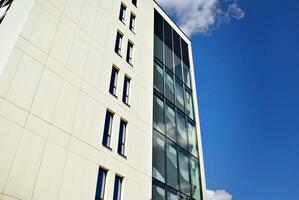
153,0,191,42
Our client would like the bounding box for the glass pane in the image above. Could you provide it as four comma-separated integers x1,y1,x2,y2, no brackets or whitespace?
95,168,106,200
183,64,191,88
166,141,179,189
185,89,194,119
165,103,176,141
153,95,165,133
190,158,201,200
173,31,181,58
165,72,175,103
175,81,184,111
187,121,198,157
154,62,164,94
178,151,191,195
154,11,163,39
177,112,188,150
167,189,179,200
152,182,165,200
181,39,189,66
164,45,173,70
153,131,165,183
154,35,163,62
113,176,122,200
174,55,182,80
118,120,126,155
103,111,113,147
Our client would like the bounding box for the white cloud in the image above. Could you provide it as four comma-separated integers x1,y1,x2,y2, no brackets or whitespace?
207,189,232,200
156,0,245,36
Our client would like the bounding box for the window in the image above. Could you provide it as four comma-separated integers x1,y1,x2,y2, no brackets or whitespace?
102,110,113,147
152,180,166,200
119,3,126,23
167,188,179,200
177,112,188,150
0,0,14,24
190,158,201,200
122,76,130,105
129,13,136,32
165,103,176,142
175,80,184,111
115,32,123,55
165,71,175,103
185,89,194,119
113,175,123,200
164,21,173,70
187,121,198,157
126,41,134,64
132,0,137,7
178,151,191,195
173,31,183,80
181,39,190,66
166,140,179,189
183,64,191,88
95,168,107,200
154,11,164,62
154,62,164,94
118,119,127,156
153,94,165,133
109,67,119,96
153,130,165,183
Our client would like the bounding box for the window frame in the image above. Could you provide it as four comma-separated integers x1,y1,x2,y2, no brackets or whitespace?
126,41,134,65
115,31,123,56
132,0,137,7
122,75,131,105
109,66,119,97
119,3,126,24
113,175,123,200
117,119,127,156
129,12,136,33
95,167,107,200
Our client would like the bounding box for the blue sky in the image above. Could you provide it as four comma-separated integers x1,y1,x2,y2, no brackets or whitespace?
158,0,299,199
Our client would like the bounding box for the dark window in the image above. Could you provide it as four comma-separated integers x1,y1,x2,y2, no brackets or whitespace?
153,94,165,133
178,151,191,195
122,76,130,105
119,3,126,23
154,62,164,94
113,175,123,200
165,71,175,103
117,119,127,155
173,31,181,58
166,140,179,189
164,21,173,70
126,41,134,64
165,102,176,142
132,0,137,7
0,0,14,24
152,180,166,200
129,13,136,32
115,32,123,55
181,39,190,66
95,168,107,200
175,80,184,111
183,64,191,88
154,35,163,62
153,130,165,183
102,110,113,147
174,54,183,80
154,11,163,62
109,67,119,96
177,111,188,150
154,10,163,39
187,121,198,157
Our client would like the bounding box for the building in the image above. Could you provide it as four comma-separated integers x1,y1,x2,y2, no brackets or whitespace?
0,0,206,200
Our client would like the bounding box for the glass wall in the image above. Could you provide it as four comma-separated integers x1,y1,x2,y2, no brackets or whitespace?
152,10,202,200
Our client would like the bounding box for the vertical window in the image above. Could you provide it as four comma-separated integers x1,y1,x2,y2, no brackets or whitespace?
166,140,179,189
187,121,198,157
175,80,185,111
102,110,114,147
95,168,107,200
181,39,190,66
109,67,119,96
178,151,191,195
183,64,191,88
122,76,130,105
126,41,134,64
153,181,166,200
132,0,137,7
165,103,176,142
185,89,194,119
153,94,165,133
113,175,123,200
119,3,126,23
115,32,123,55
173,31,183,80
129,13,136,32
177,111,188,150
154,62,164,94
154,11,164,62
153,130,165,183
190,158,201,200
165,71,175,103
117,119,127,156
164,21,173,70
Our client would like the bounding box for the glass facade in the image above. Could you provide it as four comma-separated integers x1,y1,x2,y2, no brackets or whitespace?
152,10,202,200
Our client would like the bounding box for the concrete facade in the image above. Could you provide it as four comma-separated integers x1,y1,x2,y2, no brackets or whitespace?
0,0,206,199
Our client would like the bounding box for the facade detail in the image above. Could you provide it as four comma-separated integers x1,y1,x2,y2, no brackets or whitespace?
0,0,206,200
